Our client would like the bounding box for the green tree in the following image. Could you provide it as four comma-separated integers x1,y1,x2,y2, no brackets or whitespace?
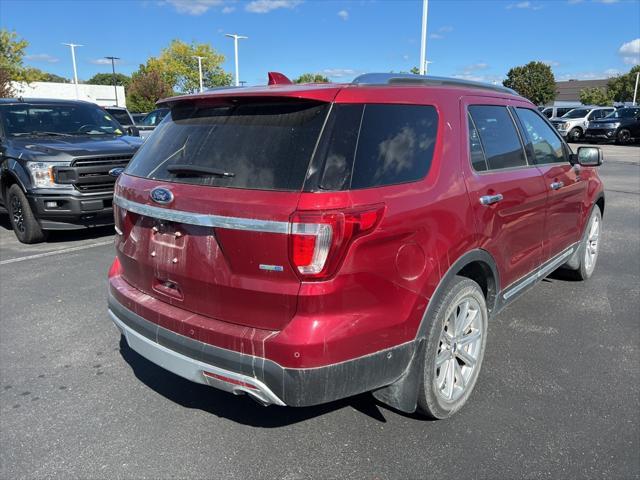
126,67,172,113
0,29,33,96
87,72,130,87
146,39,231,93
503,61,556,106
607,65,640,103
293,73,329,83
410,67,420,75
579,87,612,106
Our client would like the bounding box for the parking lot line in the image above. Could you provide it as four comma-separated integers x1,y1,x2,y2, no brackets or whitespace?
0,240,113,265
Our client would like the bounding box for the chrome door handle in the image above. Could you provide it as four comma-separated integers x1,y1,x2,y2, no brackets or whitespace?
550,181,564,190
479,194,503,206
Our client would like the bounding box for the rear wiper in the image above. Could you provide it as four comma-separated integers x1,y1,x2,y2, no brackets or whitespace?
166,164,235,177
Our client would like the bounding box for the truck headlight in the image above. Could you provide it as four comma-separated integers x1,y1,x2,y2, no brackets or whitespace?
26,162,70,189
608,122,621,129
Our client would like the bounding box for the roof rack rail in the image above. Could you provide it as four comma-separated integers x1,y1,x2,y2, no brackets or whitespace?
351,73,517,95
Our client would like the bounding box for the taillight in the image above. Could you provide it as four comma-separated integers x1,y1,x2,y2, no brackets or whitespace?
108,256,121,278
289,205,385,280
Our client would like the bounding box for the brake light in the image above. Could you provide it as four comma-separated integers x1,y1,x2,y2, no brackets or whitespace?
108,256,121,278
289,205,385,280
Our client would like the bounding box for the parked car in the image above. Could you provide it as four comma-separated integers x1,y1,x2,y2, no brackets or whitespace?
131,113,147,124
104,106,140,137
540,106,575,119
584,107,640,144
136,108,169,139
0,98,144,243
550,106,615,142
107,72,604,419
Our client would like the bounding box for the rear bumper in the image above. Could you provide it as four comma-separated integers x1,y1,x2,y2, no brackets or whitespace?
584,129,617,141
108,292,415,407
27,190,114,230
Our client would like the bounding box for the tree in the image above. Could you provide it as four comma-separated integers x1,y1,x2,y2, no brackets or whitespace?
146,39,231,93
607,65,640,103
126,67,173,113
0,29,32,96
410,67,420,75
87,72,130,87
294,73,329,83
579,87,612,106
503,61,556,106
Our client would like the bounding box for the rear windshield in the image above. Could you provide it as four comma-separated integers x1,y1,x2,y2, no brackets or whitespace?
126,100,329,191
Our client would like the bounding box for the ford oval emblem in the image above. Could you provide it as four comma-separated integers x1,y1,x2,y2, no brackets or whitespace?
108,167,125,177
150,187,174,204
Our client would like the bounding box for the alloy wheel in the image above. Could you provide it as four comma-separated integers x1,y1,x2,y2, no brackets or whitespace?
10,194,25,233
434,297,483,403
584,215,600,273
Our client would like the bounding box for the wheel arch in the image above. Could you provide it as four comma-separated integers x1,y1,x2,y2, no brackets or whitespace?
372,248,500,413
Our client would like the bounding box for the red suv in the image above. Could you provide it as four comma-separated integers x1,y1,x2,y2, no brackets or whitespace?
108,73,605,419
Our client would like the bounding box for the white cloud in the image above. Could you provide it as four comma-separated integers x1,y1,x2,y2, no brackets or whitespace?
337,9,348,20
542,60,561,67
439,25,453,32
453,74,503,84
90,58,123,65
556,69,620,81
163,0,224,15
429,33,444,40
25,53,59,63
506,1,543,10
463,63,489,72
567,0,583,3
222,5,235,13
597,0,619,3
245,0,301,13
619,38,640,65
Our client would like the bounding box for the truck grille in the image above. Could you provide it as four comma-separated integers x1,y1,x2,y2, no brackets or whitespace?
57,155,132,193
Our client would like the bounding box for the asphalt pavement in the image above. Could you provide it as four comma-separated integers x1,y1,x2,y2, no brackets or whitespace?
1,144,639,479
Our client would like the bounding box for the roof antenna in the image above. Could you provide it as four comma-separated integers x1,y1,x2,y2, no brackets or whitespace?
268,72,292,85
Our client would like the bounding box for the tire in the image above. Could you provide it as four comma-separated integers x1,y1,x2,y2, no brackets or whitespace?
566,207,602,280
6,184,46,244
417,276,488,419
616,129,631,145
567,127,582,143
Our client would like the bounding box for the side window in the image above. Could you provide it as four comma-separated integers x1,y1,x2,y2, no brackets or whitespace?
468,113,488,171
558,108,571,117
350,104,438,189
515,108,566,165
542,109,552,118
468,105,528,171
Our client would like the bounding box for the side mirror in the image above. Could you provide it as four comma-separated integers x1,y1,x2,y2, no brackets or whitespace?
126,126,140,137
576,146,603,167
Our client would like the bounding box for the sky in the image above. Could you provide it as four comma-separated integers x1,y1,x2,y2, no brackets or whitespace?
1,0,639,86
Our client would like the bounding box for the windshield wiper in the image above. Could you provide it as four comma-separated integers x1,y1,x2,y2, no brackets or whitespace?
166,164,235,177
12,131,73,137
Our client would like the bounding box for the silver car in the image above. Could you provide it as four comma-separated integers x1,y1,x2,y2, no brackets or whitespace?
550,106,616,142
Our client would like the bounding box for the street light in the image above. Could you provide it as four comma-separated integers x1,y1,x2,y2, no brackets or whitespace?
419,0,429,75
225,33,248,87
104,56,120,106
193,56,204,93
62,43,83,99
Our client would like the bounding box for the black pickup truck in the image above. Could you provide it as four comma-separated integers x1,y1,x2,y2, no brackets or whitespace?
0,98,144,243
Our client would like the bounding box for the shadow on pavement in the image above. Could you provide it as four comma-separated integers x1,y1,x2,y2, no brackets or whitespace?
118,335,422,426
0,212,114,243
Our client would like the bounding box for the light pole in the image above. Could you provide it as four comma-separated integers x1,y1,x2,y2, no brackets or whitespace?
419,0,429,75
105,56,120,105
62,43,83,99
193,56,204,93
225,33,248,87
633,71,639,106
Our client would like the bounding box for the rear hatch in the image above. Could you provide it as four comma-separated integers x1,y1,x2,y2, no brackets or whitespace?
113,95,333,331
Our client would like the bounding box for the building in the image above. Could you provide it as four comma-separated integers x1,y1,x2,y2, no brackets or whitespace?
553,79,609,106
10,81,126,107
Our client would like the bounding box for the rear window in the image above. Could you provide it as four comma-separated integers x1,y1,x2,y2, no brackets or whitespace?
106,109,132,126
125,101,329,191
314,104,438,190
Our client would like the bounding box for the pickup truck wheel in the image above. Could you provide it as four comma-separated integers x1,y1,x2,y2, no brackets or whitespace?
568,127,582,143
417,276,488,419
7,184,46,244
572,207,602,280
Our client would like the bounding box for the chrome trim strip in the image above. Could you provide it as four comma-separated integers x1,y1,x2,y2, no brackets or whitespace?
109,309,286,406
503,245,576,301
113,194,290,234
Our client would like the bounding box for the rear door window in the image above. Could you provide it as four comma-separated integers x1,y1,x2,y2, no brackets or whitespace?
468,105,528,171
126,101,329,191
